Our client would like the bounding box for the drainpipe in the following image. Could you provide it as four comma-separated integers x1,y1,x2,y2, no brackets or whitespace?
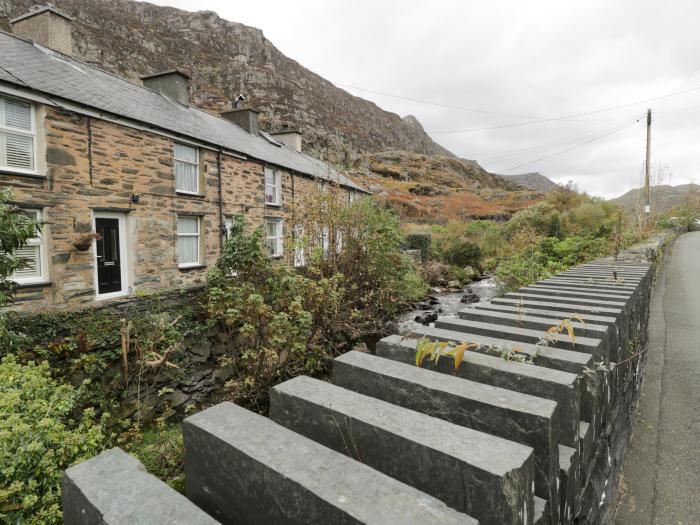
87,116,93,186
217,149,224,253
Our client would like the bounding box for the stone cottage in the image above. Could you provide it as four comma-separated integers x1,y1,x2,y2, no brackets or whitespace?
0,5,366,312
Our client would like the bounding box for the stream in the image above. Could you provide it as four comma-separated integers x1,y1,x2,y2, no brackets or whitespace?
396,276,497,335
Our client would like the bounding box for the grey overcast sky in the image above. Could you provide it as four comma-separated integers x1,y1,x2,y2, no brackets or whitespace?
149,0,700,198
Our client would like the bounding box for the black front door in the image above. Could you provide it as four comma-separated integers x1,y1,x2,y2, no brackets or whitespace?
96,218,122,295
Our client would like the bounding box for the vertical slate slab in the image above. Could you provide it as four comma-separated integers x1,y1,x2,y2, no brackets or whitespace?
332,351,560,525
270,376,535,525
376,334,581,449
558,445,579,525
62,448,219,525
183,402,476,525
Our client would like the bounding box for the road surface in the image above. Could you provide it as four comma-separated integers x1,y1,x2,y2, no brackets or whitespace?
614,232,700,524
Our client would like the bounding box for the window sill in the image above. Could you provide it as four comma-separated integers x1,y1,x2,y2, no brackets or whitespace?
178,264,207,272
15,280,52,289
175,191,205,199
265,202,283,208
0,169,45,179
269,255,284,260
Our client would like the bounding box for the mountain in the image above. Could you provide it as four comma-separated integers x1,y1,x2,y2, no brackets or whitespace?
498,172,558,193
610,184,700,215
0,0,541,222
0,0,451,163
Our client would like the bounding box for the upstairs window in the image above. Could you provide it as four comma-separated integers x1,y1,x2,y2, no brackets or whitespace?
177,216,201,267
265,167,282,205
174,143,199,194
265,218,283,257
12,209,45,284
0,95,35,173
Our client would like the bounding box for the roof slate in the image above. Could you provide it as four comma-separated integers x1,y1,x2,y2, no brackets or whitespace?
0,31,366,192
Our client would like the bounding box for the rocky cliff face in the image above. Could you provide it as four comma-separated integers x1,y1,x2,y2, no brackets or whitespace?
0,0,452,162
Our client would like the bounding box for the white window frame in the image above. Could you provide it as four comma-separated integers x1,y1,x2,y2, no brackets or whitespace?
173,143,200,195
177,215,201,268
92,211,130,300
265,167,282,206
265,218,283,258
11,208,47,285
0,94,37,175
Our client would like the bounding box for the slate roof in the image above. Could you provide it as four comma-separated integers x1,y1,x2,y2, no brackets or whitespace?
0,30,367,192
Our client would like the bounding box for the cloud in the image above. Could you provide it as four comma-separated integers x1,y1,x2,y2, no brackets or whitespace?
149,0,700,198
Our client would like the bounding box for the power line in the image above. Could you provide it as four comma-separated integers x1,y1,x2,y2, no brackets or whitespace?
465,116,641,161
497,117,642,172
429,85,700,134
334,82,539,119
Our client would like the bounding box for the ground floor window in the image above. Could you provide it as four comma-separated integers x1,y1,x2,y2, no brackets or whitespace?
265,218,283,257
11,208,45,284
177,216,201,267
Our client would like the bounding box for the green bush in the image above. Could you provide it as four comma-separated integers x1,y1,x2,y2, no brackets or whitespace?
504,201,562,239
495,236,609,292
443,239,482,269
404,232,432,261
0,356,108,524
207,215,340,410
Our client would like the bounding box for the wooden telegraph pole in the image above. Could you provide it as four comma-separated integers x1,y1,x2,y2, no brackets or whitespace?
644,108,652,226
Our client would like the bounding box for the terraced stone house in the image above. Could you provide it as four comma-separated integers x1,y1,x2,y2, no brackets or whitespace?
0,5,366,312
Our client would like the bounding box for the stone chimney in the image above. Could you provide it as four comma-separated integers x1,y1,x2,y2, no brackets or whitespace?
141,70,190,106
10,4,74,56
271,126,302,152
221,107,260,135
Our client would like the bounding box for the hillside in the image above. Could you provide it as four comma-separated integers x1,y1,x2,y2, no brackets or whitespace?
352,151,541,223
610,184,700,215
0,0,541,221
500,172,558,193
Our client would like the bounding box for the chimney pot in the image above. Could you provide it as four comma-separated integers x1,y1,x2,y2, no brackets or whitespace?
271,126,303,152
141,70,191,106
221,107,260,135
10,4,73,55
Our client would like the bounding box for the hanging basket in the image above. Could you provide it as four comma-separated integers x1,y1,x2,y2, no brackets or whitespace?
72,232,101,252
73,242,92,252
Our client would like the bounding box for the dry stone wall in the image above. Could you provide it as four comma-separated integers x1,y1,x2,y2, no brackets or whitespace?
61,232,677,524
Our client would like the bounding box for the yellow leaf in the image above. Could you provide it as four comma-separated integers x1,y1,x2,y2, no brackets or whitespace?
513,346,523,353
453,343,468,370
547,326,558,334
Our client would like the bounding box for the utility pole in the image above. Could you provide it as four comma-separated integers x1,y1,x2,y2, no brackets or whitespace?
644,108,652,226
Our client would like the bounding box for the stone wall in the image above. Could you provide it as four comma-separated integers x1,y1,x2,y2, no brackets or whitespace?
61,232,680,525
2,104,357,312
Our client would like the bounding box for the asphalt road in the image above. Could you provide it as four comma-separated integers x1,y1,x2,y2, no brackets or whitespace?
614,232,700,525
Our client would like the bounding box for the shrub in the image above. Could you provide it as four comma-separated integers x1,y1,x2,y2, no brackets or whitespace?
422,260,451,286
443,239,482,269
503,201,562,239
404,232,432,262
207,215,341,411
0,356,108,524
293,189,427,329
495,235,609,293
